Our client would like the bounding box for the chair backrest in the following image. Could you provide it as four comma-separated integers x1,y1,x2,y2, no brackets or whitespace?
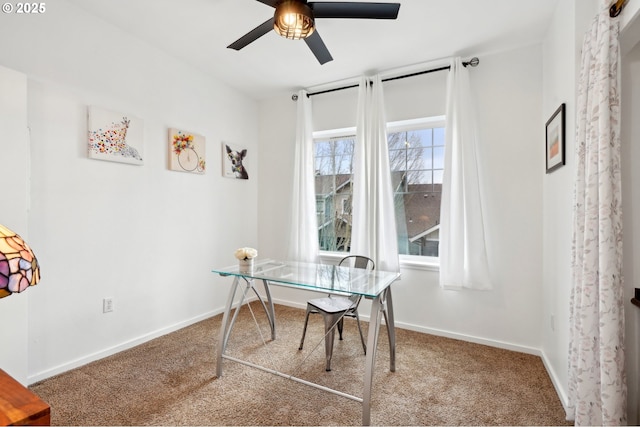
339,255,375,271
338,256,373,305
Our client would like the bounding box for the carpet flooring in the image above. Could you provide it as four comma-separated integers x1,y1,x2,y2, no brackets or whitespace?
30,302,571,426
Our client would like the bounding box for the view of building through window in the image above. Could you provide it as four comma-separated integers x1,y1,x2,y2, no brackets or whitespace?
314,118,444,257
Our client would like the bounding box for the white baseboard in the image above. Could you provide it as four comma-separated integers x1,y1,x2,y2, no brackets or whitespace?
389,321,541,355
540,350,570,415
28,309,224,385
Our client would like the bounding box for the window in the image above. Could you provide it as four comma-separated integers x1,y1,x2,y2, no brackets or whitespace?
313,117,445,258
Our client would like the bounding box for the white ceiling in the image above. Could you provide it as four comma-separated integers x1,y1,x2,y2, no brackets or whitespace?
65,0,560,100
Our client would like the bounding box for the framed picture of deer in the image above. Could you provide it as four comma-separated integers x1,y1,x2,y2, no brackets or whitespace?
222,142,249,180
87,106,143,165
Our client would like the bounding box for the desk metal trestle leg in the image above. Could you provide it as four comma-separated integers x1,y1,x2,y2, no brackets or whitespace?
216,276,276,378
362,287,395,425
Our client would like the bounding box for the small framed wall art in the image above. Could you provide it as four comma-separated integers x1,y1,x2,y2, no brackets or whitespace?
545,103,565,173
88,106,144,165
222,143,249,180
169,128,206,174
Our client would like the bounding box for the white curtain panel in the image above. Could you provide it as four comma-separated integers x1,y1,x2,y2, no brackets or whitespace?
287,90,319,263
567,6,626,425
439,57,491,290
351,75,400,272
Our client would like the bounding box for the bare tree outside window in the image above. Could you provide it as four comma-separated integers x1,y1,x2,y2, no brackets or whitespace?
314,120,445,257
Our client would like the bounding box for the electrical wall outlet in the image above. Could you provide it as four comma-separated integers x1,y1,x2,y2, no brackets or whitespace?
103,297,114,313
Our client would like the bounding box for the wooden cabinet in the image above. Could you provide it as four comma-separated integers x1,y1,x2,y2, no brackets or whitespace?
0,369,50,426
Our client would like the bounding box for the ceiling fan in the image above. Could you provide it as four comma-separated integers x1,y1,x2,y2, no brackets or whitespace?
227,0,401,65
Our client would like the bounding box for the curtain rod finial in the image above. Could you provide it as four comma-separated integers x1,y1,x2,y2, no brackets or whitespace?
610,0,627,17
464,57,480,67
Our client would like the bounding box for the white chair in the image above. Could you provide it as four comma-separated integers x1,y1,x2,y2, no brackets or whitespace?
298,255,374,371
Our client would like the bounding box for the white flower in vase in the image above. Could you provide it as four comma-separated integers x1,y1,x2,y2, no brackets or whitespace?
235,247,257,272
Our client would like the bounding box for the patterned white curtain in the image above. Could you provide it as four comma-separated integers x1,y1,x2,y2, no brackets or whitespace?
567,6,626,425
439,57,491,290
351,75,400,272
287,90,319,262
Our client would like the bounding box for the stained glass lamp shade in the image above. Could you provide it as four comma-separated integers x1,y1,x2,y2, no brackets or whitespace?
0,224,40,299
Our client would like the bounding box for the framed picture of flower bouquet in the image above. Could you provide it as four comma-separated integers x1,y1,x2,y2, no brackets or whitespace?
168,128,206,174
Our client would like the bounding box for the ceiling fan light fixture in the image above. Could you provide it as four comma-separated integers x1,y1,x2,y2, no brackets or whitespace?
274,0,315,40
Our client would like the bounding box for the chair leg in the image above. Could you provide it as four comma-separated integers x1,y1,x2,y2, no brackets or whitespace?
337,317,344,340
299,306,312,350
354,312,367,355
323,313,341,371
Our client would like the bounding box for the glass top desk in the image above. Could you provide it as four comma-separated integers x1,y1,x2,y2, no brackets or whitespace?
212,259,401,426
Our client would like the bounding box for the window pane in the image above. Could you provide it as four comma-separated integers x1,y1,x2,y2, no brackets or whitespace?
387,133,406,150
315,140,331,156
407,170,432,185
315,156,333,176
408,147,432,170
390,148,433,171
389,149,406,171
395,189,442,257
433,170,444,184
336,155,352,174
434,127,445,146
314,138,354,253
408,129,433,147
433,146,445,169
334,138,354,157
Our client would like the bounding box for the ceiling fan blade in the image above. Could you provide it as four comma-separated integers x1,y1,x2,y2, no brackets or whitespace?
255,0,278,7
227,18,275,50
309,2,400,19
304,30,333,65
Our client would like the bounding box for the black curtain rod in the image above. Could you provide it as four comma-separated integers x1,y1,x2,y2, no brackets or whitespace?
293,57,480,100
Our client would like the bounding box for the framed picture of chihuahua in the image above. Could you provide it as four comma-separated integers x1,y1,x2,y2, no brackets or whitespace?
222,142,249,180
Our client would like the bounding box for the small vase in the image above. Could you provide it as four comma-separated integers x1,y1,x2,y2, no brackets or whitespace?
238,258,254,273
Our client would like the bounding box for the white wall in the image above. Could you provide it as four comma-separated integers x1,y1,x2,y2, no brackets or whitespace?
621,23,640,426
621,4,640,424
541,0,580,408
309,60,450,131
258,44,544,353
0,66,29,384
621,0,640,55
0,0,259,383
